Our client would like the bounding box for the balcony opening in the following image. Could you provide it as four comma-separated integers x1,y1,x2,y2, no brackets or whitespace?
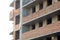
15,15,20,25
32,24,35,30
39,21,43,27
57,35,60,40
47,18,52,25
15,30,19,40
16,0,20,9
47,0,52,6
23,8,31,17
46,37,51,40
39,2,43,10
22,26,30,33
58,15,60,21
32,6,36,13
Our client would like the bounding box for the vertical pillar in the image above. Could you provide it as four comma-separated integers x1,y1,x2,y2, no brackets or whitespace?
43,19,47,27
14,16,16,31
52,36,57,40
13,31,16,40
14,0,16,40
52,0,58,4
52,16,57,23
29,8,32,14
29,25,32,30
43,0,47,8
35,23,39,29
20,0,23,40
36,3,39,12
14,0,16,9
55,0,58,2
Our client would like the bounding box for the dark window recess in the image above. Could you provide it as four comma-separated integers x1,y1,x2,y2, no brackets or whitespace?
39,21,43,27
32,6,36,13
47,18,52,25
46,37,51,40
39,2,43,10
16,0,20,9
47,0,52,6
58,15,60,21
15,15,20,25
58,0,60,1
57,35,60,40
15,30,19,40
32,24,35,30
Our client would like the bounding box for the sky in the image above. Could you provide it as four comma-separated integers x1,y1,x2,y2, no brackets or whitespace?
0,0,13,40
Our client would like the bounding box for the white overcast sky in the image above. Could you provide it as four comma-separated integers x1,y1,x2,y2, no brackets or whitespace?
0,0,13,40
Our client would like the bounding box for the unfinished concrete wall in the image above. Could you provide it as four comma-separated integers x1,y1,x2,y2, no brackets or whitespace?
52,0,58,4
52,16,58,23
43,0,47,8
43,19,47,27
36,3,39,12
35,23,39,29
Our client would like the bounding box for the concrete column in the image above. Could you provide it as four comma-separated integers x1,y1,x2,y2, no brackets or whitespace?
13,31,16,40
14,16,15,31
43,19,47,27
52,36,57,40
36,3,39,12
52,0,58,4
29,8,32,14
35,23,39,29
43,0,47,8
14,1,16,9
52,16,58,23
29,25,32,30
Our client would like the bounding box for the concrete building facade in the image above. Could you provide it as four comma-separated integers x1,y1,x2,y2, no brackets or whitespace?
9,0,60,40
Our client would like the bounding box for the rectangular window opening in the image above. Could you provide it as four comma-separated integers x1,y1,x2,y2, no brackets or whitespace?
47,0,52,6
46,37,51,40
16,0,20,9
57,35,60,40
39,2,43,10
39,21,43,27
15,15,20,25
47,18,52,25
58,15,60,21
15,30,19,40
32,6,36,13
32,24,35,30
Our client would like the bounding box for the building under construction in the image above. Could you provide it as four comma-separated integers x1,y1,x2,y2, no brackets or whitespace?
9,0,60,40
